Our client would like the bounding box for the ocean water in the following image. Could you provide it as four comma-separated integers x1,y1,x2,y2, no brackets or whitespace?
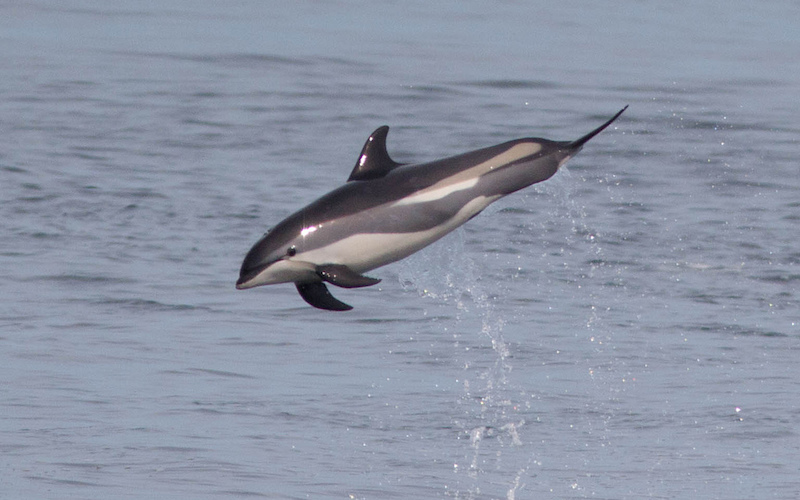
2,1,800,499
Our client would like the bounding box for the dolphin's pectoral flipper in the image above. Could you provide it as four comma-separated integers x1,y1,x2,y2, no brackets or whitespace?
317,264,381,288
296,282,353,311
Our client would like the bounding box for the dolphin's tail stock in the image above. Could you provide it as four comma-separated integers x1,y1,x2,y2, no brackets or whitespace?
566,105,628,151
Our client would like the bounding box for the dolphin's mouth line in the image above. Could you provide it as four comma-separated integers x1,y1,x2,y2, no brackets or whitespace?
236,261,275,288
236,257,322,289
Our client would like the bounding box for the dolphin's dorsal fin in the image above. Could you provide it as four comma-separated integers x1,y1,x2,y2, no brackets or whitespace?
347,126,400,182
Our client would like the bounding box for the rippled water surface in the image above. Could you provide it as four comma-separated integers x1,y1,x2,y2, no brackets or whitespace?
2,1,800,499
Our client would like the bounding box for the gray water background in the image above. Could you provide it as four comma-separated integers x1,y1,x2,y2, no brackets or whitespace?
2,1,799,499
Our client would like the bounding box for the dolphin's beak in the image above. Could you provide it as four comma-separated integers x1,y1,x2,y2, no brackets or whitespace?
236,258,319,289
236,261,273,289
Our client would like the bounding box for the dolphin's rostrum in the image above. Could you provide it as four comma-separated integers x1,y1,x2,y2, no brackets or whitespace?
237,107,627,311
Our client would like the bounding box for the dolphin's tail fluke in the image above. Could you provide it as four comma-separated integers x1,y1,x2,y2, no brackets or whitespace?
567,105,628,151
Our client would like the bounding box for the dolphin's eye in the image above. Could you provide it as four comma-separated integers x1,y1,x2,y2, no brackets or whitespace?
286,246,297,257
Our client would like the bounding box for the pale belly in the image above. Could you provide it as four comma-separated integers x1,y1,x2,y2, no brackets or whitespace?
294,195,500,273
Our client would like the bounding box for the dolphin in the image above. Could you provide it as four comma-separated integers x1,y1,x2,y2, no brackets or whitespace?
237,106,627,311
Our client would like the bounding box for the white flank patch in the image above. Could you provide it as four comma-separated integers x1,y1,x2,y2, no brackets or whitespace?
392,177,479,207
297,195,500,272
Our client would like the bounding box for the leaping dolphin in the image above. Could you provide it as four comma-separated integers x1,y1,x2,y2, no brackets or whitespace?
237,106,627,311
